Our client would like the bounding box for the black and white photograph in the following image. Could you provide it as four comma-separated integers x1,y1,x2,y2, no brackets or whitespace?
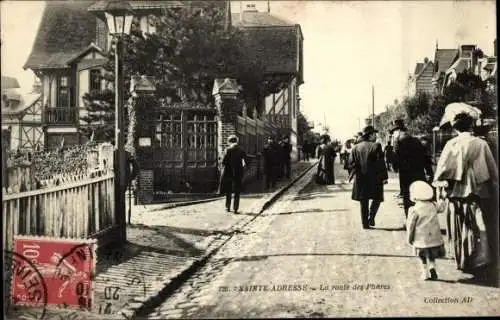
1,0,498,318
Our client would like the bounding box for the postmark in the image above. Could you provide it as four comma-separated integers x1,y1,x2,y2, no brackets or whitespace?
11,236,97,312
4,249,48,320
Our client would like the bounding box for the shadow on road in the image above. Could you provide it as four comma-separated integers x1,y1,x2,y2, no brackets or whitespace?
274,208,349,215
219,252,422,263
373,227,406,231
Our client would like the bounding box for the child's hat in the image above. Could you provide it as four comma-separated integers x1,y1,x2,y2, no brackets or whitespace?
409,180,434,201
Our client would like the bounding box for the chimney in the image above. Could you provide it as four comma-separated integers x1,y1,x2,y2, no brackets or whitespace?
459,44,475,58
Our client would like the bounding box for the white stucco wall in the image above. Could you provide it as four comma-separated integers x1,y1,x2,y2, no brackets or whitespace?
79,69,89,108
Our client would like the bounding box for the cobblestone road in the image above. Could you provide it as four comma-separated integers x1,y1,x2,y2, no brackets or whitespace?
145,161,500,318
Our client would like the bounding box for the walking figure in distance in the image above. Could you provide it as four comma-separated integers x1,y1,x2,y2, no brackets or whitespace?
220,135,248,214
302,140,310,161
348,125,388,229
263,136,279,190
281,136,292,179
383,140,395,172
406,180,445,280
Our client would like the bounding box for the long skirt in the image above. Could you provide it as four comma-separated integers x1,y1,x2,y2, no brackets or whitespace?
447,197,491,273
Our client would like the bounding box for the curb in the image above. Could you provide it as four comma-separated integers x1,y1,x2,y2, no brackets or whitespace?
121,161,317,319
149,196,223,211
258,161,318,214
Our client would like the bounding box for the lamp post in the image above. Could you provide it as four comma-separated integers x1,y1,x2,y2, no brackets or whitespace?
104,1,133,241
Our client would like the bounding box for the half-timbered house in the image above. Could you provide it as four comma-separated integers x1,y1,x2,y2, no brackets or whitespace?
1,76,43,151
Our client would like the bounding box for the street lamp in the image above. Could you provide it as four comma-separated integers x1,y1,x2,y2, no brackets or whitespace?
104,1,134,241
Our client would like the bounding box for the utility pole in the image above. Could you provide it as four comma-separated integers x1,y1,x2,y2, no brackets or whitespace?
372,85,375,127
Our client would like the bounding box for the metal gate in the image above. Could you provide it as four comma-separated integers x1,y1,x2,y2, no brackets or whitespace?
152,107,218,194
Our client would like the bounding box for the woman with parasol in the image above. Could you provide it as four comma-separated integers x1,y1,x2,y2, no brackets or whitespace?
433,102,498,284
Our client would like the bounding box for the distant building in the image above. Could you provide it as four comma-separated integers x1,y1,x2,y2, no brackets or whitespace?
408,57,434,96
1,76,43,151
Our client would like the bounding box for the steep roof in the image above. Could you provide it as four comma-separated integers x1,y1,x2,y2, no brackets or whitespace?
434,49,459,76
25,3,303,79
414,63,424,75
1,76,20,91
24,1,98,70
231,11,303,77
88,1,183,12
1,91,41,116
232,11,295,27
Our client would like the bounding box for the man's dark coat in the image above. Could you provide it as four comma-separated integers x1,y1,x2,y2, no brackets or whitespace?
220,144,247,193
349,140,388,201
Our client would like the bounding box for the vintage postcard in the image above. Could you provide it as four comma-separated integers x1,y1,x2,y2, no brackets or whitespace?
1,0,498,319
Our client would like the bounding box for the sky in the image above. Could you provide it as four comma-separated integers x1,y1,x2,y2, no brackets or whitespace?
1,0,496,140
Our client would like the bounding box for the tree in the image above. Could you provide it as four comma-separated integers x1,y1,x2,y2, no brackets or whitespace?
80,1,278,145
297,111,316,144
80,89,115,143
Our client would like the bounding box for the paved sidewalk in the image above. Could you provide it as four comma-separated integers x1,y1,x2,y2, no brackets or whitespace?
5,161,315,320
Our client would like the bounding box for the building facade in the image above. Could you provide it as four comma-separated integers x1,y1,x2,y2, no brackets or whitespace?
408,58,435,96
1,76,43,151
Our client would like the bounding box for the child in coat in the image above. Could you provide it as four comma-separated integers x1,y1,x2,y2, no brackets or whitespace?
407,180,446,280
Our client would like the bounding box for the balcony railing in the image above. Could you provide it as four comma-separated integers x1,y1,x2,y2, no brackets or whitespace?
44,107,78,125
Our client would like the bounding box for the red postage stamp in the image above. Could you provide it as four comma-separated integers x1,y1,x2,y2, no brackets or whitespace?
11,236,97,310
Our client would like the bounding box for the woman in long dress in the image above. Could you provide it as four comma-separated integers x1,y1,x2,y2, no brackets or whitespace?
316,135,335,185
433,113,498,282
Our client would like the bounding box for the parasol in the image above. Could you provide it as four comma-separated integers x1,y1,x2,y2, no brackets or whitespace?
439,102,482,127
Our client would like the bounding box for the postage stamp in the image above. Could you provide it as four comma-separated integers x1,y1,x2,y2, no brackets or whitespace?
10,236,97,311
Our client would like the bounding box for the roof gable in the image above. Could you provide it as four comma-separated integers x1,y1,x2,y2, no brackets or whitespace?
434,48,459,75
1,76,20,91
238,26,301,75
231,11,303,76
24,1,98,70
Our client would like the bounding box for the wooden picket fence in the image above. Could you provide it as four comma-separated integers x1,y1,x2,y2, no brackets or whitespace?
2,169,116,252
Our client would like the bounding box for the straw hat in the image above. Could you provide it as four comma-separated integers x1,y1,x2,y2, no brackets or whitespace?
409,180,434,201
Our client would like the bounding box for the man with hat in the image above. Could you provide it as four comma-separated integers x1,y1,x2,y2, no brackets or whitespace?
348,125,388,229
397,130,434,218
391,119,407,198
220,135,249,213
263,135,280,190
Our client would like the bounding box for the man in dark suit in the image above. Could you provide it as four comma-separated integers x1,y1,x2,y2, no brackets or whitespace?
281,137,292,178
396,132,433,217
263,136,279,190
349,125,388,229
221,135,248,213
